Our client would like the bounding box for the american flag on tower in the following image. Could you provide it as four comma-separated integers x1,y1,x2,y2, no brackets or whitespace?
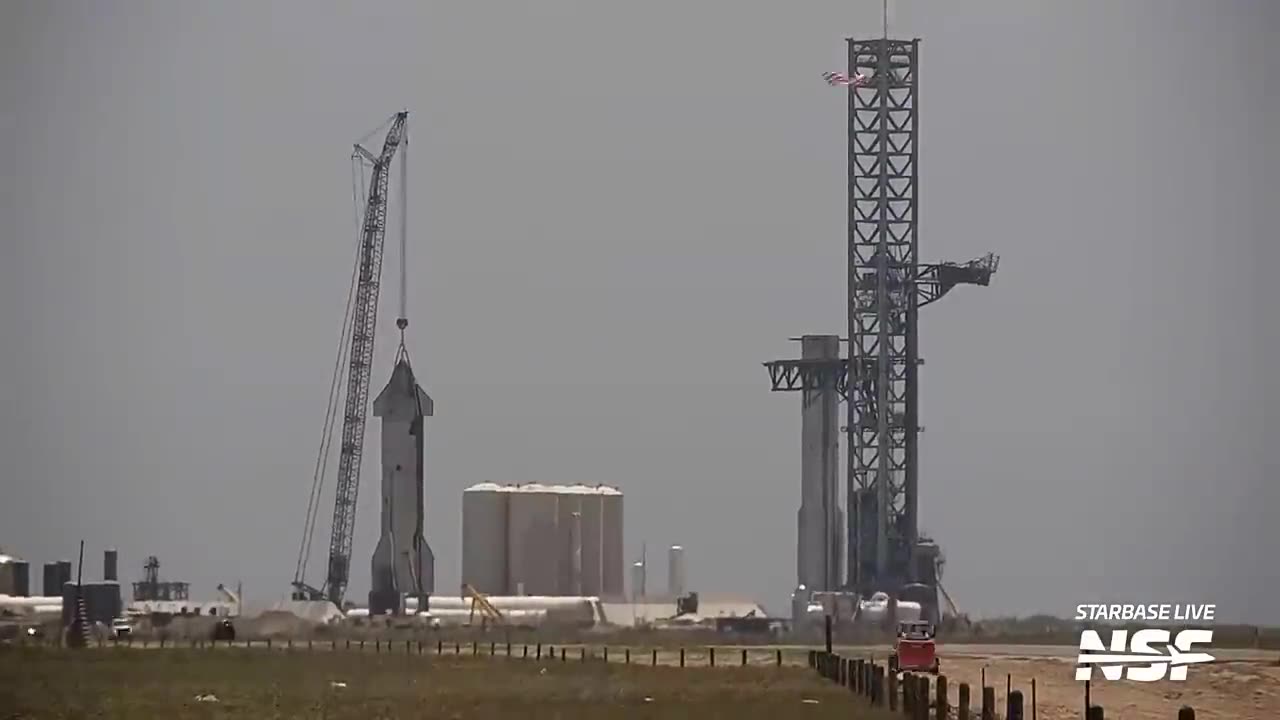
823,71,869,87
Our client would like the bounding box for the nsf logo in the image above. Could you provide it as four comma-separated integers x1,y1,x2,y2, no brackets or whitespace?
1074,604,1216,682
1075,629,1215,681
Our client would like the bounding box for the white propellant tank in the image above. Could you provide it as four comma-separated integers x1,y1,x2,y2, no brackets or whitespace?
667,545,686,599
856,591,923,624
460,483,624,600
598,487,624,598
549,484,622,598
794,589,923,626
553,486,590,596
506,484,561,596
402,594,601,626
462,483,510,594
0,594,62,616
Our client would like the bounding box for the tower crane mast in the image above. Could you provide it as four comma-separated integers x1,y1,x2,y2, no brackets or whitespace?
293,111,409,606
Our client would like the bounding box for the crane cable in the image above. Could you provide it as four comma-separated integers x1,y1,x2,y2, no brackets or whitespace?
293,155,371,587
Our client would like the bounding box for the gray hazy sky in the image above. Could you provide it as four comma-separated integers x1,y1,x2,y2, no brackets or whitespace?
1,1,1275,623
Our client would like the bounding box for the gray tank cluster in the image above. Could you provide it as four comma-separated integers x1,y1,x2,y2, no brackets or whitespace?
461,483,624,599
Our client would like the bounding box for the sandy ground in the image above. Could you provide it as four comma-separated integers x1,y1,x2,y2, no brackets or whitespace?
932,655,1280,720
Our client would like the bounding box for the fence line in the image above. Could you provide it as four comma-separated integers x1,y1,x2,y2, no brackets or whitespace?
5,635,789,668
806,648,1200,719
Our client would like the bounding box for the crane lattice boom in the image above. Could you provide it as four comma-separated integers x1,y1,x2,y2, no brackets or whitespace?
294,111,408,607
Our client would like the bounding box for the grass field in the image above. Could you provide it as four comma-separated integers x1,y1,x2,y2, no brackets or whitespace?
0,648,896,719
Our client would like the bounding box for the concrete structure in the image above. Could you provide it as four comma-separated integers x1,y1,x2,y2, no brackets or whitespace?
667,545,686,598
461,484,509,594
797,334,843,593
369,354,435,615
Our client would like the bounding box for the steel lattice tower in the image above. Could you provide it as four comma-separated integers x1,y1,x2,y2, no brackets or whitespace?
765,38,998,609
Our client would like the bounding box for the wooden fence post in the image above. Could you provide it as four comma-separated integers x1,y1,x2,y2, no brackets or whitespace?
1008,690,1023,720
958,682,969,720
982,686,995,720
917,675,931,720
936,676,948,719
1086,706,1104,720
888,670,898,711
1178,707,1195,720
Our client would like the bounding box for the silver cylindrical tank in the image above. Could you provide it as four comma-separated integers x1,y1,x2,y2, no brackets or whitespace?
560,485,603,597
407,595,598,612
506,484,561,596
104,549,118,582
600,486,624,599
43,562,60,596
12,560,30,597
667,545,685,598
630,561,645,600
0,554,16,596
790,583,810,626
798,334,841,592
553,487,580,595
461,483,508,594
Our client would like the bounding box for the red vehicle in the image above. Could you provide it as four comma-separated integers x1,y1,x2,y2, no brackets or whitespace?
889,620,940,674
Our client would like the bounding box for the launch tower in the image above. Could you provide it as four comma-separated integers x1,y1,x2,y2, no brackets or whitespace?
765,38,998,618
